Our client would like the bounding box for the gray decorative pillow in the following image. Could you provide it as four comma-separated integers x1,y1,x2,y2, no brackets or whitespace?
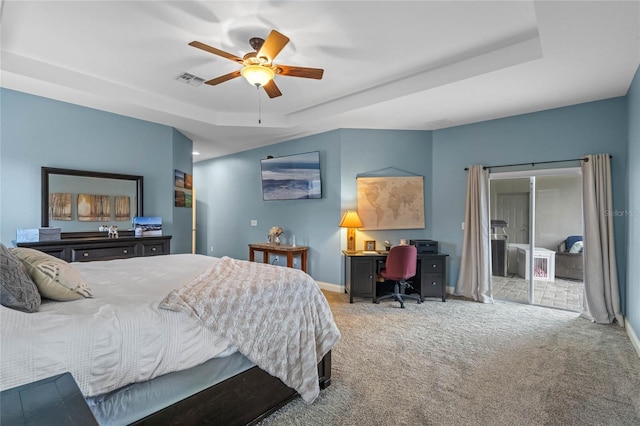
0,243,41,312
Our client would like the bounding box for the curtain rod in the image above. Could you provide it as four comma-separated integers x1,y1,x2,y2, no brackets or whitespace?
463,155,612,171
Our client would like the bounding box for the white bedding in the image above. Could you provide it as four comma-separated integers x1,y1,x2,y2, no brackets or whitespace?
0,254,236,397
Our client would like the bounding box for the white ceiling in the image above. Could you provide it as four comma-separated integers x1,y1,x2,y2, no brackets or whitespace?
2,1,639,162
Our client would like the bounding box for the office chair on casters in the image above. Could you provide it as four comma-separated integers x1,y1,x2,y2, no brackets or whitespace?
375,245,422,308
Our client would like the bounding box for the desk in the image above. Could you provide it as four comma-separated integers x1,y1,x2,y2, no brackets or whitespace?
343,251,448,303
249,243,308,272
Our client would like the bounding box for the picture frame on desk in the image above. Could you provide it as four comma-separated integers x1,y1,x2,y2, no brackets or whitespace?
364,240,376,251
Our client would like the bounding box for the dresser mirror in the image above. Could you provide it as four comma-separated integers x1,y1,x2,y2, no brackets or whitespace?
42,167,143,236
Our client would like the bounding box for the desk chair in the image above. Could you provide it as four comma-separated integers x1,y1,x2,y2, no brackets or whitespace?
375,245,422,308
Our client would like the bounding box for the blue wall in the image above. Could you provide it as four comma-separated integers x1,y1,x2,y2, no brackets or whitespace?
431,98,629,300
193,129,433,286
626,66,640,340
193,131,343,284
1,86,635,331
0,89,193,253
195,98,631,313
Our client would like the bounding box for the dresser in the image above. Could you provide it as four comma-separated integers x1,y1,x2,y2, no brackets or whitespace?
343,251,448,303
16,235,171,262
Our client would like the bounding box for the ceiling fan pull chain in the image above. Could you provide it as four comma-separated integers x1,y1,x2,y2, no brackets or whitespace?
257,86,262,124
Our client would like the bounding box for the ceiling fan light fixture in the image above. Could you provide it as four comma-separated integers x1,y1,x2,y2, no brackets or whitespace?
241,65,275,87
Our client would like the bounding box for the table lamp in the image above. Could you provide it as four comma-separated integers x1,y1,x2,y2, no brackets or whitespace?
339,210,363,253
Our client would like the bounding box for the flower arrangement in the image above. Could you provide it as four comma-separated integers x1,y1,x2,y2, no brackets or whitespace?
269,226,283,237
268,226,283,244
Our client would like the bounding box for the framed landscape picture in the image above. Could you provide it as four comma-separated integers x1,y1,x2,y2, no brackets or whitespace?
260,151,322,201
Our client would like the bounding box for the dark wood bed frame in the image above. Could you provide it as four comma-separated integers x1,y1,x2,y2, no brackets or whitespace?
131,351,331,426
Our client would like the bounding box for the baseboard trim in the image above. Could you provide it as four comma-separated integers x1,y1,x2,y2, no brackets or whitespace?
626,318,640,358
316,281,343,293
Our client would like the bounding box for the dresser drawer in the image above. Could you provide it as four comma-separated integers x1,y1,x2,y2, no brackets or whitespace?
421,273,445,298
141,242,168,256
71,244,137,262
423,258,444,273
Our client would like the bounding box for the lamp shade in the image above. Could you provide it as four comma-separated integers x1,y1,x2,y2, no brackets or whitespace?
339,210,363,228
241,65,275,87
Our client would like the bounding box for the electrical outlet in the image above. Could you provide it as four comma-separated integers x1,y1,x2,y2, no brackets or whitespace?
210,246,214,252
251,219,257,227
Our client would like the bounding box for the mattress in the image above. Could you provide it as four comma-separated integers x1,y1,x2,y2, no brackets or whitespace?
0,254,236,397
86,350,254,425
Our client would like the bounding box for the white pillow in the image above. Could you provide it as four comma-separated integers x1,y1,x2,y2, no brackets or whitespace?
569,240,584,253
10,248,92,301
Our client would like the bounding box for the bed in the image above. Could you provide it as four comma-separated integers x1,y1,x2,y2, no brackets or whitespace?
0,247,339,425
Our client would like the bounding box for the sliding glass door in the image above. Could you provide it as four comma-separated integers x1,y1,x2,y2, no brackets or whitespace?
490,169,583,311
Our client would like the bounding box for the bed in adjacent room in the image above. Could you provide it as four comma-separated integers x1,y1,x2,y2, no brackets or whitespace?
0,246,339,425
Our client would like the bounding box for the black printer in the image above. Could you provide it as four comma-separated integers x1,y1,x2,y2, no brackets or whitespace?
410,239,439,254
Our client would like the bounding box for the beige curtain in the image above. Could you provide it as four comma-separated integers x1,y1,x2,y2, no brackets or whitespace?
581,154,624,325
455,165,493,303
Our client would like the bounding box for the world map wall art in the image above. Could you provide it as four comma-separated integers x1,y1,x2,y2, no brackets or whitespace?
357,176,425,230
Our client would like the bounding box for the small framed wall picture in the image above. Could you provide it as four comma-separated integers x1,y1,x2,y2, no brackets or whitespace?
365,240,376,251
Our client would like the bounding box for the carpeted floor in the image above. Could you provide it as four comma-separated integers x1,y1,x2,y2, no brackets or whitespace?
259,290,640,426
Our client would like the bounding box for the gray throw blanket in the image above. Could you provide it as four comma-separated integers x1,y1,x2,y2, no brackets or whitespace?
159,256,340,403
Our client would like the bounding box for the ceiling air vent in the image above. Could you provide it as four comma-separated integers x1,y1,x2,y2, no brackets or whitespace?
175,72,205,87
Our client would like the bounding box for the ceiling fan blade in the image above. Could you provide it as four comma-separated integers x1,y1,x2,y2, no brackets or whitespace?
263,80,282,98
189,41,243,63
257,30,290,62
276,65,324,79
204,70,242,85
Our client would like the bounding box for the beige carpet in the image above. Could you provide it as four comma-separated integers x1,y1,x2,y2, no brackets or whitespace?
260,291,640,426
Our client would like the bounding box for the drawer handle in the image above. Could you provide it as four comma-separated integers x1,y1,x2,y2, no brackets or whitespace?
432,281,437,285
83,252,89,257
151,247,156,251
122,249,128,254
432,264,437,268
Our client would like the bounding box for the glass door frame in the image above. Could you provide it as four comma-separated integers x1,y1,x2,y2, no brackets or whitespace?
489,167,581,307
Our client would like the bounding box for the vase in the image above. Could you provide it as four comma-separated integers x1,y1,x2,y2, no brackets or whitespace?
268,235,281,245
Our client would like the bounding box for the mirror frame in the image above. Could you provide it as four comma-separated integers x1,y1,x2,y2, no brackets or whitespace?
42,167,143,236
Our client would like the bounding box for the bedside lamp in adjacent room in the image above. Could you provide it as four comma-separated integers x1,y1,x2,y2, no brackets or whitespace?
339,210,363,253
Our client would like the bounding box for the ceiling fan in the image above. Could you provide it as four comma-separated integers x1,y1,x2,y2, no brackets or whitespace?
189,30,324,98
